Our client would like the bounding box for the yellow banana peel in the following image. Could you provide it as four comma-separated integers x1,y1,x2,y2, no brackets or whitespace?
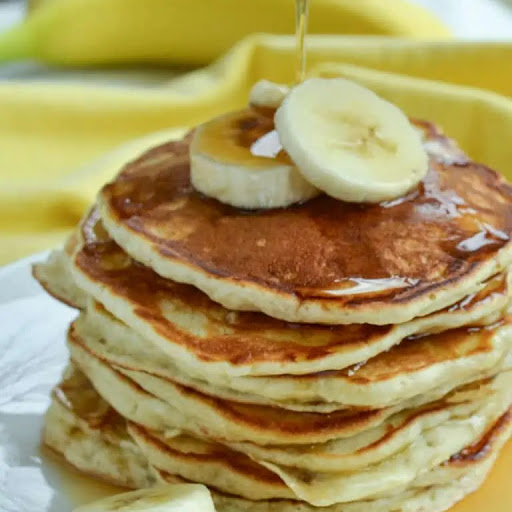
0,0,450,67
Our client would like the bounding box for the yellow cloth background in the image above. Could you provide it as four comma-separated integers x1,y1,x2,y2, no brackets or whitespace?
0,0,510,268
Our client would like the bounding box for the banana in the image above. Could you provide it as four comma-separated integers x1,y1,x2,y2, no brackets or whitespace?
73,484,216,512
275,78,429,203
190,105,319,209
0,0,449,67
249,80,290,109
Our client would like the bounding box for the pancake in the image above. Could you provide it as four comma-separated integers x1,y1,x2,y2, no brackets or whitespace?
127,423,292,501
74,304,512,408
66,335,512,503
35,210,511,378
74,303,343,413
68,333,408,445
97,115,512,325
68,321,512,448
226,379,506,472
33,106,512,509
44,366,512,512
207,405,512,511
33,239,87,309
130,372,512,505
44,365,155,490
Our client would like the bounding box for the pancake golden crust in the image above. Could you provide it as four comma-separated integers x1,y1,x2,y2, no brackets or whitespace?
44,366,512,512
68,323,396,444
128,422,283,487
74,301,512,409
447,408,512,466
299,320,505,385
97,115,512,324
68,209,512,376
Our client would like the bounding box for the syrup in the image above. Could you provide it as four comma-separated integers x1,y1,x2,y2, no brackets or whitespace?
41,446,125,508
194,109,292,167
295,0,309,83
195,1,309,169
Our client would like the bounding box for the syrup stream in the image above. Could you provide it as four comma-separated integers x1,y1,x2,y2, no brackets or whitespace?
295,0,309,83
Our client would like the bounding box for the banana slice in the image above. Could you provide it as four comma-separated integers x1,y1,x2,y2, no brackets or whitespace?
275,78,429,203
249,80,290,109
73,484,216,512
190,109,319,209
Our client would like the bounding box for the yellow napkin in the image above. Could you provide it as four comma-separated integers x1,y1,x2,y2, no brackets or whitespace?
0,2,509,265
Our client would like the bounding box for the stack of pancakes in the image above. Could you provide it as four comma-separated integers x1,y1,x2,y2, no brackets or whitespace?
34,120,512,512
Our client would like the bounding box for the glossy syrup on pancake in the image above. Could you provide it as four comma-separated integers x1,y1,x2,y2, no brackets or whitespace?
98,108,512,324
193,108,291,167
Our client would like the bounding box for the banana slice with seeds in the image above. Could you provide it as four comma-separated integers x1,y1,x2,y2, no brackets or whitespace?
275,78,429,203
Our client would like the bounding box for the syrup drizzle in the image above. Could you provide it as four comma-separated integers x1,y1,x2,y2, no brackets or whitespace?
295,0,309,83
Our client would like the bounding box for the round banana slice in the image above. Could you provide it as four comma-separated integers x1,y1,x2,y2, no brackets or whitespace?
190,110,319,209
249,80,290,109
73,484,216,512
275,78,429,203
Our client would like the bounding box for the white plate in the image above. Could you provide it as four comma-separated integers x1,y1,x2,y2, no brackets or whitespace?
0,253,124,512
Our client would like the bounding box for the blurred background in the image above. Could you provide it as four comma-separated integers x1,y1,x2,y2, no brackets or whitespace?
1,0,512,265
3,0,512,37
0,0,511,83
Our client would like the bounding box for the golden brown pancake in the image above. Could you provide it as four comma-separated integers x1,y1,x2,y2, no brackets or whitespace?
60,208,512,377
127,423,292,500
73,303,512,409
97,112,512,324
68,320,512,445
68,327,399,444
44,365,512,512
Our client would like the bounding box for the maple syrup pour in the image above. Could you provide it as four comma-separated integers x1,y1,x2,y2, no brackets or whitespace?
195,108,292,167
295,0,309,83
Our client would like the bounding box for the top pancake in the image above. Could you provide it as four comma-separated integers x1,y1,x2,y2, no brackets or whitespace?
98,113,512,324
41,209,510,378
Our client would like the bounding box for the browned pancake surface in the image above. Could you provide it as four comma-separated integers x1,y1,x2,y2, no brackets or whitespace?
68,319,511,443
74,210,509,367
99,112,512,309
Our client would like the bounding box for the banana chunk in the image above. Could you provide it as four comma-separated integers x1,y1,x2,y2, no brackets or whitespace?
249,80,290,109
73,484,216,512
275,78,429,203
190,110,319,209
